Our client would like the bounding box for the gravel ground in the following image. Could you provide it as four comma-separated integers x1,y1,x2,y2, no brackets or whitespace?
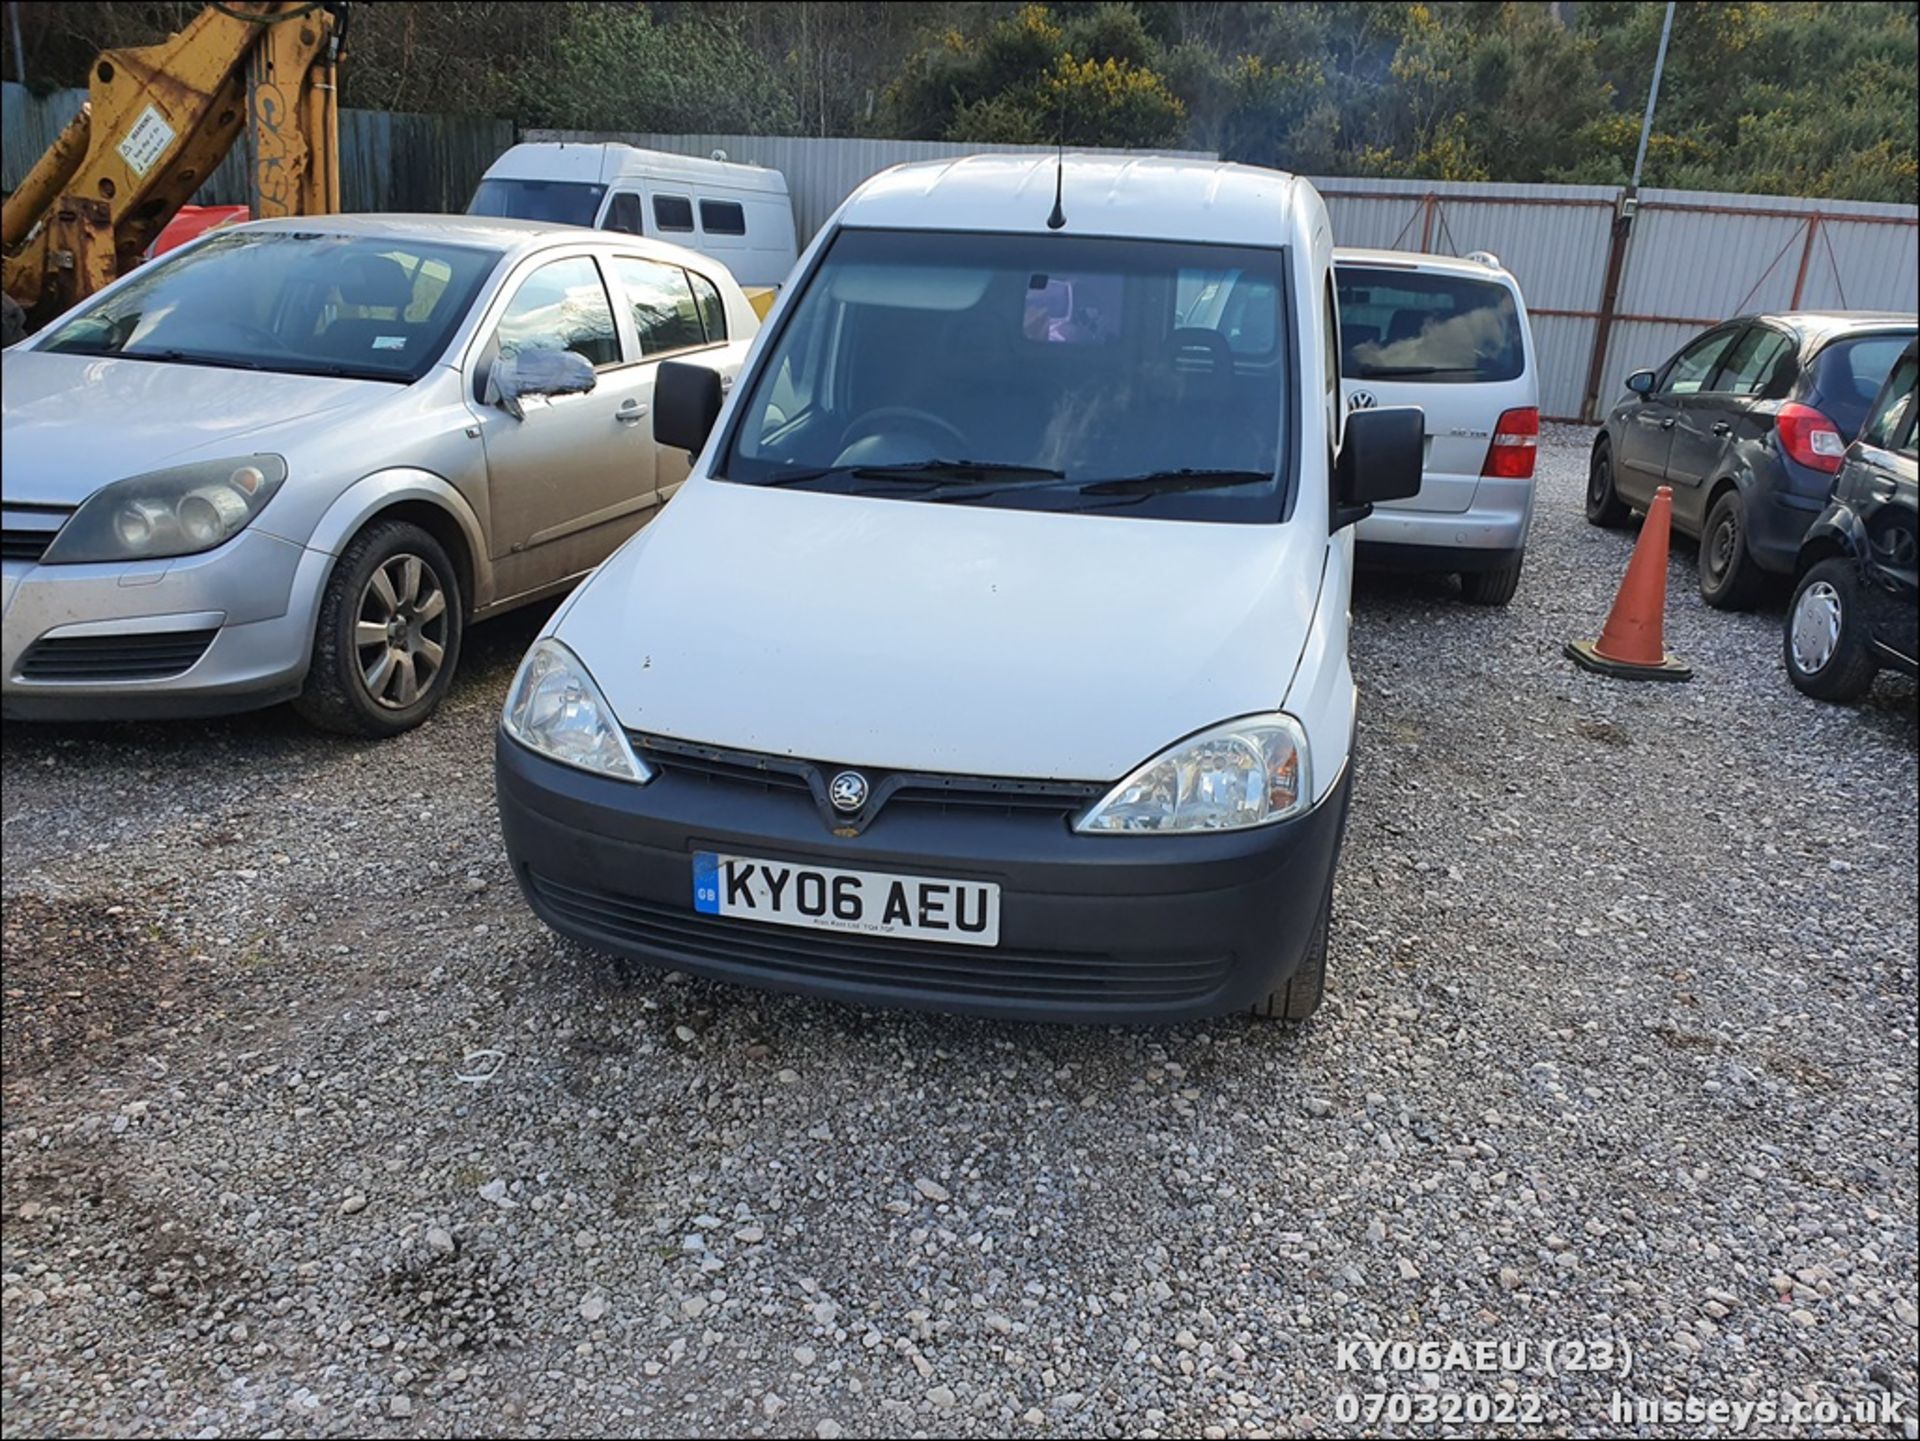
2,426,1915,1439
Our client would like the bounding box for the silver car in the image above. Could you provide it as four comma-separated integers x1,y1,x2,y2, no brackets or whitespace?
1,215,758,734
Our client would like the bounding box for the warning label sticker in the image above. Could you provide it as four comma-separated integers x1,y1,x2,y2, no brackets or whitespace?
116,105,176,178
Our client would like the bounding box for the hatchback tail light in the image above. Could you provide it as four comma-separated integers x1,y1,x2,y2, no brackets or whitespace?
1481,406,1539,479
1775,402,1847,474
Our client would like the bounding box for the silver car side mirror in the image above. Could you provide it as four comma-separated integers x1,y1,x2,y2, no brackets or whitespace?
486,348,597,421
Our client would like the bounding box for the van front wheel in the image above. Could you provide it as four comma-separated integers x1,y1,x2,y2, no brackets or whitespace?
1251,888,1330,1023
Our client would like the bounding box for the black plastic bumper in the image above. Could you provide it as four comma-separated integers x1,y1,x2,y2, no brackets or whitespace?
495,733,1354,1024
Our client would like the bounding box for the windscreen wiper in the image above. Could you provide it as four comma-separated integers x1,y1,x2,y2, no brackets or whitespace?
131,349,268,372
761,459,1066,489
1351,365,1469,377
1076,468,1273,496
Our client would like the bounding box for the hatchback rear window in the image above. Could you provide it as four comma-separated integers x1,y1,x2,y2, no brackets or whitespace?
1807,333,1916,439
1335,266,1524,383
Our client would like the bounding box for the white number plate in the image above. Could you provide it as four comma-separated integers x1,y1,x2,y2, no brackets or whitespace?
693,852,1000,947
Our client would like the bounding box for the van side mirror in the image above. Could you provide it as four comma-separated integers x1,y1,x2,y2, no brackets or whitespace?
1625,368,1656,396
655,360,725,456
485,348,596,421
1333,405,1424,531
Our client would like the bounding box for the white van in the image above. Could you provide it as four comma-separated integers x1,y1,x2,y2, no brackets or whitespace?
492,155,1422,1024
1334,248,1540,604
471,143,799,297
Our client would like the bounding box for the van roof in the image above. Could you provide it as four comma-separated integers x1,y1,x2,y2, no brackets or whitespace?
485,142,788,195
1334,246,1516,278
838,154,1307,245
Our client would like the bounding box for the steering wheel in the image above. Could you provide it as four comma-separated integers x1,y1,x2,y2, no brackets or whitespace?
837,406,968,456
1167,327,1234,375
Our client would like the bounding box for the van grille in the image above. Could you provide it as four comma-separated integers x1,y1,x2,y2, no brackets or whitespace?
630,734,1104,830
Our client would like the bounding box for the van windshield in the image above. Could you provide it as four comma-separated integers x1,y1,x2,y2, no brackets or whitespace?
1336,266,1523,383
717,228,1294,522
469,177,607,229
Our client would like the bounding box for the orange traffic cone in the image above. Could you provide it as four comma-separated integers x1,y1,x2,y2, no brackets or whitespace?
1565,484,1693,681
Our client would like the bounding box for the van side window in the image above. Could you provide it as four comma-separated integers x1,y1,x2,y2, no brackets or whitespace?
688,270,727,344
653,195,694,233
700,200,747,236
611,256,706,356
603,192,644,235
492,255,621,370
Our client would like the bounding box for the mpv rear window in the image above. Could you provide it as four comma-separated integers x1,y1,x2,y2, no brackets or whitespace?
1335,266,1524,383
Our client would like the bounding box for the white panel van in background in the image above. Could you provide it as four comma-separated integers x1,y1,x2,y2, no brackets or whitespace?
471,143,799,306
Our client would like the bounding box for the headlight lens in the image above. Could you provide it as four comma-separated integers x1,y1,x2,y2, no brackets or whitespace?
1076,713,1312,834
41,455,287,564
501,638,652,784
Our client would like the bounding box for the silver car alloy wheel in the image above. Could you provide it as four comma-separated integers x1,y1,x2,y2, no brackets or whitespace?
1790,579,1843,675
355,553,449,709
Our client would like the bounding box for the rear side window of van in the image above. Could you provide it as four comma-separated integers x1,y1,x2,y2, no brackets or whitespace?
653,196,694,233
701,200,747,236
1335,267,1523,384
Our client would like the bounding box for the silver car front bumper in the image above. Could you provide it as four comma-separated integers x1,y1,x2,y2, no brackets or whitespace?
1,529,325,720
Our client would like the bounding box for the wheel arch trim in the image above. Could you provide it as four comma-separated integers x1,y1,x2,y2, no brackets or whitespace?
299,470,492,612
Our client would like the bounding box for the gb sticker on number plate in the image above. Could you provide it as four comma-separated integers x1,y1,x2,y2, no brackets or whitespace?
693,852,1000,947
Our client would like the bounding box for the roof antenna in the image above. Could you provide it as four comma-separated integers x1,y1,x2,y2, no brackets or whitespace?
1046,88,1067,230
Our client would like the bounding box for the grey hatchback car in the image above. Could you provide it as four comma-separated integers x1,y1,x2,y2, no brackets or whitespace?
1587,311,1915,608
2,215,757,734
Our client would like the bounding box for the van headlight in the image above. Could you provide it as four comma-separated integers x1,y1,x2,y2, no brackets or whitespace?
41,455,287,563
1075,713,1311,834
501,638,653,783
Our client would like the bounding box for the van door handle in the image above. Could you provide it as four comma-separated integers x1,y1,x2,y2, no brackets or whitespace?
617,400,649,424
1660,417,1676,430
1712,421,1732,436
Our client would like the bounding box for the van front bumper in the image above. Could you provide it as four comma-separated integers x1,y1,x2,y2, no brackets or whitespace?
496,733,1353,1024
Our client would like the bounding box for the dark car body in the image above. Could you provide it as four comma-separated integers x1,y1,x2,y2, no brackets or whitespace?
1592,311,1916,607
1784,343,1918,701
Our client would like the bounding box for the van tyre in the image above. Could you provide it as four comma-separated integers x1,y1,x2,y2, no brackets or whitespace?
1785,558,1878,702
295,520,464,737
1251,887,1330,1023
1699,489,1765,610
1586,439,1630,528
1460,556,1523,606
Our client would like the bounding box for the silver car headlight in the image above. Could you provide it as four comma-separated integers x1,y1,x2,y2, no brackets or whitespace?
40,455,288,564
501,638,653,784
1075,713,1312,834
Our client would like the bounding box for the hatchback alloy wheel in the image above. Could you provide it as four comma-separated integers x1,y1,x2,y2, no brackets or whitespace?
355,553,450,710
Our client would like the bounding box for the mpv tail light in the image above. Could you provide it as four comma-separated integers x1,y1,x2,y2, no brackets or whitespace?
1775,402,1846,474
1481,406,1539,479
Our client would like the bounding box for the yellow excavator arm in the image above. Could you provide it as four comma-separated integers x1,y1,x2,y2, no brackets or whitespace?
2,1,346,339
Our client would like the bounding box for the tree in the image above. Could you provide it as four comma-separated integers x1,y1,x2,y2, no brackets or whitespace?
520,3,797,135
883,4,1187,149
